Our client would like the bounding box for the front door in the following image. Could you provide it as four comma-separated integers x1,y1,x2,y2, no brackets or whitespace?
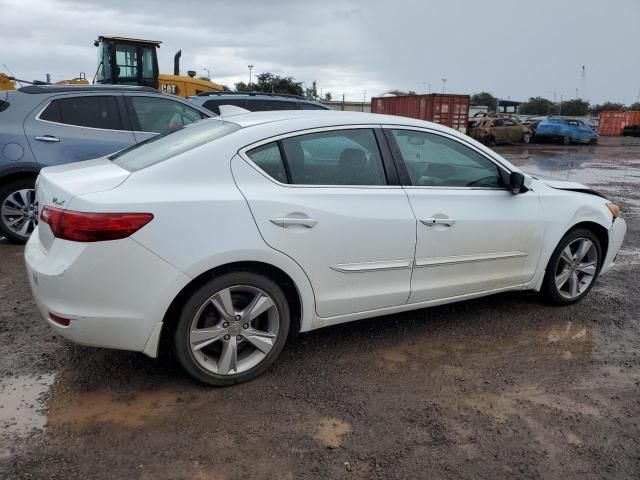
385,127,544,303
24,94,135,167
232,127,416,318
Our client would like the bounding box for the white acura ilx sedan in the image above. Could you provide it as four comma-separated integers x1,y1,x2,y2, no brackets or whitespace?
25,111,626,385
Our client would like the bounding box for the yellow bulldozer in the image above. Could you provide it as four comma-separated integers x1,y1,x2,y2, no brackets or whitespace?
0,36,224,97
94,36,224,97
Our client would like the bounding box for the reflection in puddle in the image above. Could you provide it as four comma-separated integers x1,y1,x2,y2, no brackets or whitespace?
0,373,55,458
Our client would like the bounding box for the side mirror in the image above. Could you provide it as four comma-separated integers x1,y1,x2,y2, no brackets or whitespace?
509,171,525,194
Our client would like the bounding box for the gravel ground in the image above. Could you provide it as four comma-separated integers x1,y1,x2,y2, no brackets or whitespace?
1,137,639,479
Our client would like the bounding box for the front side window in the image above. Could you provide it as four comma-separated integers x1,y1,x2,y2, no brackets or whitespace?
128,96,207,133
281,129,386,185
390,129,504,188
39,96,123,130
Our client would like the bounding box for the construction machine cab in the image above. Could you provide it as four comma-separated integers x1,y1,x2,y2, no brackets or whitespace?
94,36,161,89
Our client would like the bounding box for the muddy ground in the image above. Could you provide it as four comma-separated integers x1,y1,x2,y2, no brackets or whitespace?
1,137,639,479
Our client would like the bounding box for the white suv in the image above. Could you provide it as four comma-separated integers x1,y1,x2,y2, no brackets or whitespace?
25,111,626,386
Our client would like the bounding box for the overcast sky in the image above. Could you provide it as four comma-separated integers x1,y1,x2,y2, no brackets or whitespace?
1,0,639,104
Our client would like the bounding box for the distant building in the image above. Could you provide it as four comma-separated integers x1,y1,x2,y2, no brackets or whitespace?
496,99,522,114
321,100,371,113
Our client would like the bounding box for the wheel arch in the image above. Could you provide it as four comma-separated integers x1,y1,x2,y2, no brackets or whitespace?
567,220,609,264
0,165,41,187
158,260,304,357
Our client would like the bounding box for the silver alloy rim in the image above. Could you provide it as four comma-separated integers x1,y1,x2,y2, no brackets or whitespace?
1,188,37,238
554,237,598,299
189,285,279,375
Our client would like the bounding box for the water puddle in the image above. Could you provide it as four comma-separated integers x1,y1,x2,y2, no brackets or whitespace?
0,373,55,459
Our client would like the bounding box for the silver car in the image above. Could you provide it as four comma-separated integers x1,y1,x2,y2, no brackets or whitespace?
0,85,212,243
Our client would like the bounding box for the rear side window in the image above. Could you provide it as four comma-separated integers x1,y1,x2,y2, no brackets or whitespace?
299,102,328,110
128,96,207,134
111,119,240,171
246,143,288,183
281,129,387,185
39,96,124,130
202,98,248,115
246,99,298,111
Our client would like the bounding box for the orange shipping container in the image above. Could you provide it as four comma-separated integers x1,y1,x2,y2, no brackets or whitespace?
371,94,470,132
599,110,640,136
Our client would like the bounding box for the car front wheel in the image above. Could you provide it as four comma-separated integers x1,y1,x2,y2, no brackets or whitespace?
174,272,290,386
540,228,601,305
0,178,38,244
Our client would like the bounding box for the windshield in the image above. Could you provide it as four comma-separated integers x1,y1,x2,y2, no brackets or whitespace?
111,119,241,171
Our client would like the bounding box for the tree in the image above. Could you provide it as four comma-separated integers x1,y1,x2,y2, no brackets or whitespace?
470,92,498,112
518,97,558,115
236,73,304,96
558,99,590,116
324,92,332,102
590,102,625,115
305,81,318,100
198,76,210,82
628,102,640,111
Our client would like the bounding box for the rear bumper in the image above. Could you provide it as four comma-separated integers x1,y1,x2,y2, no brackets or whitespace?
600,217,627,275
25,227,191,355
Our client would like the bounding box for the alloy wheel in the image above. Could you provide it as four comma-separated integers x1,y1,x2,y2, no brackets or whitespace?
1,188,37,239
554,237,598,300
188,285,280,375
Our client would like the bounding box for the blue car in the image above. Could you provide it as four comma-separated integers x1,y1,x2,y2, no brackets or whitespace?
534,117,598,145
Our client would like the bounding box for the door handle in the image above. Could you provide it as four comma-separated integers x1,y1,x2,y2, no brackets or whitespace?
270,217,318,228
35,135,60,143
420,218,456,227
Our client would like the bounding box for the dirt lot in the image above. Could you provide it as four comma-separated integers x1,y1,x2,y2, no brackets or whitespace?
1,137,639,479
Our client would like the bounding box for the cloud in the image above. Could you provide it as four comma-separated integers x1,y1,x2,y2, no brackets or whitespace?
1,0,638,103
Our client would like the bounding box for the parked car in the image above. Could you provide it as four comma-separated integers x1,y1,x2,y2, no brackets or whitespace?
622,124,640,137
26,111,626,386
467,115,533,145
189,91,330,115
534,117,598,145
0,85,213,243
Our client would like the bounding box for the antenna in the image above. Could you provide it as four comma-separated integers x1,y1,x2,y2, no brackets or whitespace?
580,65,586,101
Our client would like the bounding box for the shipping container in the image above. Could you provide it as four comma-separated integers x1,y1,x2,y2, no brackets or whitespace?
371,94,470,132
599,110,640,136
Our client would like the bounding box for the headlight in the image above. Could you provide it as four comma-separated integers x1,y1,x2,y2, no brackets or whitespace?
606,203,620,219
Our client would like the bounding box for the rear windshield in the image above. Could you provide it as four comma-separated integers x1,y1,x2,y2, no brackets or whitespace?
111,118,241,171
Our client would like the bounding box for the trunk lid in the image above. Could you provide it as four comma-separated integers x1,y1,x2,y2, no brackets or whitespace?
36,157,131,249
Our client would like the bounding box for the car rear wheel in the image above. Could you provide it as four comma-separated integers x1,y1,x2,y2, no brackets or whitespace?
540,228,601,305
522,133,532,144
561,136,571,146
483,135,495,146
0,178,37,244
174,272,290,386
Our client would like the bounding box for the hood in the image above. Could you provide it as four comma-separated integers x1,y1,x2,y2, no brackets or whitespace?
537,178,607,199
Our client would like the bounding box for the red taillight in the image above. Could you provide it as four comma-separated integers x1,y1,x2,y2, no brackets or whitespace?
39,206,153,242
49,312,71,327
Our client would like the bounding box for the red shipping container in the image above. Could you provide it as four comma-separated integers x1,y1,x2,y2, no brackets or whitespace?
371,94,470,132
599,110,640,136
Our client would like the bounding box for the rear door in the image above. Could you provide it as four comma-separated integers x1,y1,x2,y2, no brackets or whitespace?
124,94,210,142
232,126,416,318
24,94,135,167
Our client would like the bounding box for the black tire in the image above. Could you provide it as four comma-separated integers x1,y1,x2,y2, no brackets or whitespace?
174,271,290,386
483,135,496,147
562,135,571,146
522,133,532,144
0,178,37,244
540,228,602,306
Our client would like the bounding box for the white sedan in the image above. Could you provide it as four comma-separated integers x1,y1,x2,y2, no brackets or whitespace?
25,111,627,386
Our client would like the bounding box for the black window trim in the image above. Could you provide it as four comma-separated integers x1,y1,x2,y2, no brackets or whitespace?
382,126,512,190
35,93,130,133
240,125,401,189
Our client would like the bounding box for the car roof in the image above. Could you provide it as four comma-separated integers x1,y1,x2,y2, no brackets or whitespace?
220,110,456,132
18,85,159,94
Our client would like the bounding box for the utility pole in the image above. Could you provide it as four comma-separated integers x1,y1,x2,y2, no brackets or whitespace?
362,90,366,112
559,94,563,116
247,65,254,87
547,90,557,103
441,78,447,94
423,81,432,94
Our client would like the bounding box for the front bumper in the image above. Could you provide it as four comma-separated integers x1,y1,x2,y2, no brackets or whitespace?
25,227,191,354
600,217,627,275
